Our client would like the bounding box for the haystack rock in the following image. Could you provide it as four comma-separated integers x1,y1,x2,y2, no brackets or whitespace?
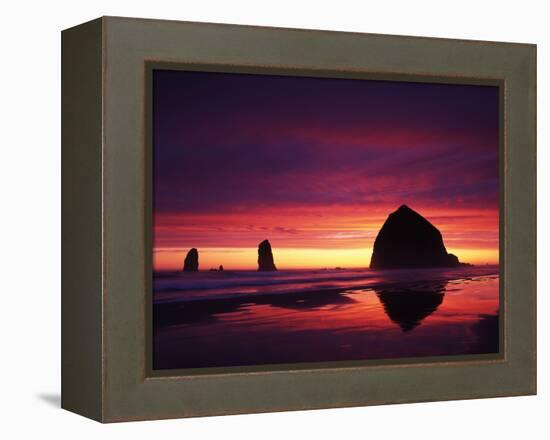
183,248,199,272
370,205,463,269
258,240,277,271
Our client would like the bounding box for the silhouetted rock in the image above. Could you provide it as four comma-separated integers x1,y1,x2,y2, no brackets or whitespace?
183,248,199,272
376,282,446,332
446,253,460,266
370,205,464,269
219,265,224,272
258,240,277,271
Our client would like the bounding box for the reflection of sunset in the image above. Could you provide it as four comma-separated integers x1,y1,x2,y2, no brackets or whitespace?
212,277,499,333
154,273,500,368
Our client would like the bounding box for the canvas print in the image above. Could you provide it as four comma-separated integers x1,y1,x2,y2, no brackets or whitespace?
152,69,500,370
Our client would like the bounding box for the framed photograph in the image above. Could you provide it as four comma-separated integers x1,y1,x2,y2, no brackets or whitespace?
62,16,536,422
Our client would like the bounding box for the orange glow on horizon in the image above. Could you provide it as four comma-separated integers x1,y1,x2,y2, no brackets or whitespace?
153,204,499,271
154,246,499,271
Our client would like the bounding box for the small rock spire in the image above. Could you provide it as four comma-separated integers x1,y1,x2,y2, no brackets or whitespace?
258,240,277,271
183,248,199,272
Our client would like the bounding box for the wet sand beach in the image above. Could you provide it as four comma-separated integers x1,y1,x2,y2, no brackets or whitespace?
153,266,499,370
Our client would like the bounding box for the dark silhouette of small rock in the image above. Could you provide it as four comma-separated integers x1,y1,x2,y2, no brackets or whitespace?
370,205,465,269
183,248,199,272
219,265,224,271
258,240,277,271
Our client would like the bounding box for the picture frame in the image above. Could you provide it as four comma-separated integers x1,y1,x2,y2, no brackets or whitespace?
61,16,536,422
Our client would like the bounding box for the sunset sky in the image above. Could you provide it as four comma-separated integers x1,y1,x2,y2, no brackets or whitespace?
153,69,499,270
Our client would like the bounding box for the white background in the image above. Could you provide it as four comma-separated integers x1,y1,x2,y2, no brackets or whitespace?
0,0,546,438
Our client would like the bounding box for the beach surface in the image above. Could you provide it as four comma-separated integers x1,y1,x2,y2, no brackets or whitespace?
153,266,499,370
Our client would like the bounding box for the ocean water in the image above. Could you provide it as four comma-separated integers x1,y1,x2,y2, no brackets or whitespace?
153,266,500,370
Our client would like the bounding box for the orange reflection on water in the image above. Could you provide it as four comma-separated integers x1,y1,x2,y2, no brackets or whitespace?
213,276,498,333
153,270,499,369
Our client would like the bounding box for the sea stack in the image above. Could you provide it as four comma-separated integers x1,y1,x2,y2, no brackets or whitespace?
183,248,199,272
258,240,277,271
370,205,463,269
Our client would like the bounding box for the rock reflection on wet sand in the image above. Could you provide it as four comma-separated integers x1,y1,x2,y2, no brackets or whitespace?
153,270,499,370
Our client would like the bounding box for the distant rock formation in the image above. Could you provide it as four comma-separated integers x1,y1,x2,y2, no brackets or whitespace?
370,205,464,269
183,248,199,272
208,265,224,272
258,240,277,271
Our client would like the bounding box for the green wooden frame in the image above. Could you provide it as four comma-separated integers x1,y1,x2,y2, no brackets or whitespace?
62,16,536,422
